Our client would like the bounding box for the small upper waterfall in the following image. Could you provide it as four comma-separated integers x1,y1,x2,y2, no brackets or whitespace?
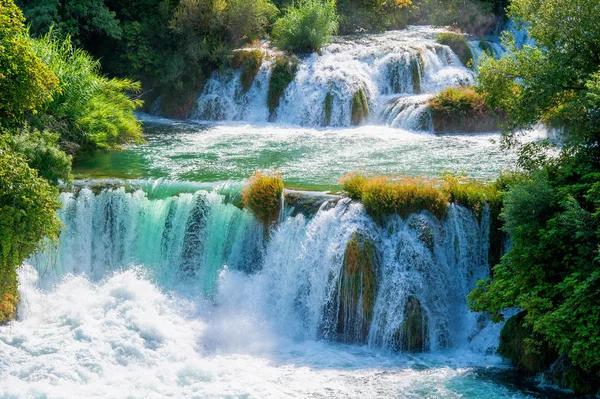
193,27,476,129
33,185,496,354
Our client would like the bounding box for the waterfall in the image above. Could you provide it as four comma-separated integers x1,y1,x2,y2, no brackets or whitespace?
33,186,495,354
193,27,475,129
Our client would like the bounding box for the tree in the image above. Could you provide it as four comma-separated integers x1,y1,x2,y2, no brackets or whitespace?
469,0,600,389
0,0,57,124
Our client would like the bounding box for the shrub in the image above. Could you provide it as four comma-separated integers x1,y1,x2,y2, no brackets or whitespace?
351,88,369,125
341,173,450,223
267,55,298,117
231,49,264,93
272,0,338,54
226,0,278,46
0,142,62,323
31,31,143,154
2,127,72,186
436,32,473,67
242,171,285,230
429,86,499,133
0,0,58,125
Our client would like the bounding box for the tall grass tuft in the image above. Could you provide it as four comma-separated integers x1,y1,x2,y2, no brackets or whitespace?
267,55,298,117
231,49,264,93
242,171,285,231
341,172,503,224
31,30,143,154
272,0,338,54
341,173,450,223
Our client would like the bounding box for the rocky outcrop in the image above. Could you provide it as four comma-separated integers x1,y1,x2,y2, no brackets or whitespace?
392,296,430,352
334,233,379,343
351,88,369,125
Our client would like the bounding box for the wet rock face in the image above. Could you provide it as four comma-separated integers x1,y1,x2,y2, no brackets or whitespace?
546,355,600,396
498,312,558,375
334,233,379,344
393,296,430,353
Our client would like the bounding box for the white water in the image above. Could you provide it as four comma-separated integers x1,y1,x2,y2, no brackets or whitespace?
0,187,553,398
195,27,475,129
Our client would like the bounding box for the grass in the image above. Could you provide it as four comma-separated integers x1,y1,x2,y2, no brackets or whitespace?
340,173,450,223
436,32,473,67
272,0,338,54
242,171,284,231
428,86,498,133
351,88,369,125
231,49,264,93
341,172,502,223
267,55,298,118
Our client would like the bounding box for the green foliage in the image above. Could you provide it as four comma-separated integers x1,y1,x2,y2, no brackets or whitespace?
409,0,501,35
231,49,264,93
498,312,558,375
340,173,450,223
225,0,278,46
477,0,600,144
336,0,412,34
242,170,285,230
429,86,498,133
0,0,58,124
267,55,298,117
31,31,143,154
351,88,369,126
436,32,473,67
272,0,338,54
0,141,62,323
1,127,72,185
20,0,122,46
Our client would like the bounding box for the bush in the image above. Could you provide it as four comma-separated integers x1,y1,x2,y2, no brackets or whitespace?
429,86,499,133
436,32,473,67
31,32,143,154
340,173,450,223
0,142,62,323
2,127,72,185
267,55,298,117
231,49,264,93
272,0,338,54
0,0,58,125
226,0,278,46
242,171,285,230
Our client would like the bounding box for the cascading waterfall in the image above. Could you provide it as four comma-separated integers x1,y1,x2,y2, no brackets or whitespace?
193,27,475,129
32,185,495,354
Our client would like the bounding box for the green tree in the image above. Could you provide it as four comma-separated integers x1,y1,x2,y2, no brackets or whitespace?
0,141,62,323
0,0,57,124
469,0,600,389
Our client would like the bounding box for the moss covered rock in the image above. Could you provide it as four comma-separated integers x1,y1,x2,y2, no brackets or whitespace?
231,49,264,94
499,312,558,375
547,355,600,396
335,233,379,343
324,91,334,126
267,55,298,120
436,32,474,67
392,296,430,352
429,86,499,133
410,56,422,94
351,88,369,125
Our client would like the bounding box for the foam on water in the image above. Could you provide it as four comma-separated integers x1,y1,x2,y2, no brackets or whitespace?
1,265,539,399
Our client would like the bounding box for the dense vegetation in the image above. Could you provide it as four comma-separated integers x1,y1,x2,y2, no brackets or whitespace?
0,0,141,322
242,171,285,232
469,0,600,393
429,86,499,133
15,0,507,118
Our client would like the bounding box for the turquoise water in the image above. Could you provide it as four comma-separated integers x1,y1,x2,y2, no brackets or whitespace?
72,116,531,191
